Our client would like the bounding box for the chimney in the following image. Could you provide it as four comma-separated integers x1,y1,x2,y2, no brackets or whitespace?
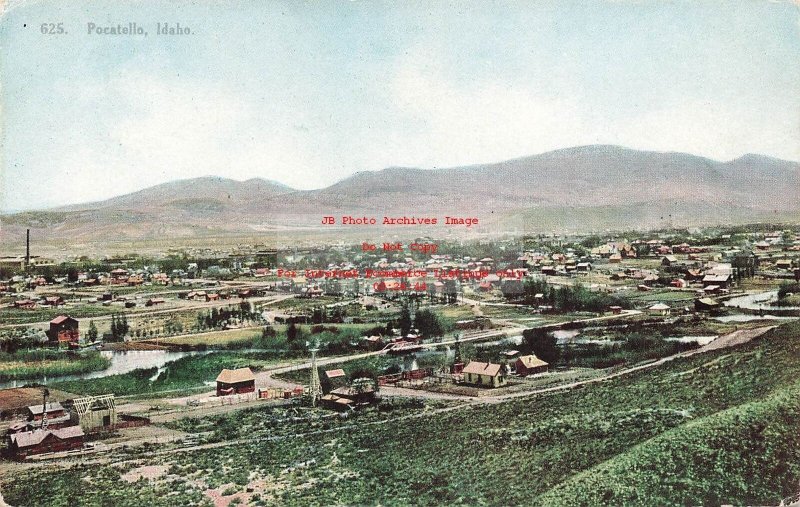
26,229,30,267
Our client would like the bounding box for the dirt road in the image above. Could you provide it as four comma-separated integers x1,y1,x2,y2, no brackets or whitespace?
0,294,295,330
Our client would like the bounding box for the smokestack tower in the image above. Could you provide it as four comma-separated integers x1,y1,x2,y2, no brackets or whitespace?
26,229,31,269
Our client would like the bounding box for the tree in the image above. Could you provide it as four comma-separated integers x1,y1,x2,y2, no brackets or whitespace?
522,328,560,364
454,333,462,364
262,326,277,340
287,322,299,342
312,306,325,324
414,309,445,338
110,314,118,341
119,313,129,337
87,321,98,343
398,304,413,337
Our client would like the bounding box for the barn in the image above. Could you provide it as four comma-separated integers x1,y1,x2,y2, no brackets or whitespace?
6,426,85,459
515,355,549,376
47,316,79,346
216,368,256,396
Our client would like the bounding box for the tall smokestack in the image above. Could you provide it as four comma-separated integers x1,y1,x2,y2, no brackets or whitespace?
26,229,30,267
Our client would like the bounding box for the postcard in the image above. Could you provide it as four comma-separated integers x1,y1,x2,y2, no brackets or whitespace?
1,1,799,505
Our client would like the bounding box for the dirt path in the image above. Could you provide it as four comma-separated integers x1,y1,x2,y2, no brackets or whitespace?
479,325,777,403
0,294,295,329
689,326,776,353
359,325,777,405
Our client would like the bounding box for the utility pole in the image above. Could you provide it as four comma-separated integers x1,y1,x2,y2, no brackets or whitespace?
307,344,322,407
41,388,50,431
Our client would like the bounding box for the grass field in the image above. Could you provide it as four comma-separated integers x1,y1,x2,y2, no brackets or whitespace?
6,322,800,506
0,349,110,382
621,289,697,303
151,327,268,348
0,304,113,325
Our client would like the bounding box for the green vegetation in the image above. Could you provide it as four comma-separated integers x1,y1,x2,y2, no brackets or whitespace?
539,385,800,506
10,322,800,505
563,334,698,368
777,282,800,305
623,289,696,303
512,278,630,312
0,349,110,382
0,304,113,325
165,397,447,444
50,352,275,397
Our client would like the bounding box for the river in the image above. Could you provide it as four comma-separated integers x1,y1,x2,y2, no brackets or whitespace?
724,291,800,311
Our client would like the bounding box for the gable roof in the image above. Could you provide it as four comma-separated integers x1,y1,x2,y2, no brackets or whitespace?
27,402,64,415
516,355,549,369
325,369,346,379
216,367,255,384
703,274,730,283
10,426,85,448
462,361,503,377
50,315,76,325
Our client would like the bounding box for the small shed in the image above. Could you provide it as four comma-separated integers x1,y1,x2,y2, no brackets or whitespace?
661,255,678,266
25,402,71,429
515,355,549,376
216,367,256,396
702,274,730,288
695,298,721,312
647,303,671,316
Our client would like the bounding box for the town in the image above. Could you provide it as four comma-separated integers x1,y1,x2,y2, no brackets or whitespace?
1,223,799,504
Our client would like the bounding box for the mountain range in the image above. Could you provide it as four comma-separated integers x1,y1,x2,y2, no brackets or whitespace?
2,145,799,247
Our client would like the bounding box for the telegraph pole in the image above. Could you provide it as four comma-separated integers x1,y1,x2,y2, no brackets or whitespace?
307,344,322,407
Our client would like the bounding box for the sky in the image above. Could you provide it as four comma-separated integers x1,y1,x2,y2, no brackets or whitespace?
1,0,799,212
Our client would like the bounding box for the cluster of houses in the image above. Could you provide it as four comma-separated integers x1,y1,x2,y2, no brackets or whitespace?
3,391,146,459
455,354,550,388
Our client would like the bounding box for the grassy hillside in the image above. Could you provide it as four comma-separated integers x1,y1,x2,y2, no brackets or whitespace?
539,386,800,506
5,322,800,506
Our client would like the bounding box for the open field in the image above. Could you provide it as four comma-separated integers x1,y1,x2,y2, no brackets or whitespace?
149,327,267,349
0,304,115,326
622,289,697,303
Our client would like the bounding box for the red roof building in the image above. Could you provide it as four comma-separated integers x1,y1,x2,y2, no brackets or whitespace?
216,368,256,396
515,355,549,376
6,426,85,459
47,316,79,345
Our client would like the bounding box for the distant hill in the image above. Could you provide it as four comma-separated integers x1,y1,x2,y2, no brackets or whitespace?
57,176,295,211
2,145,799,245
